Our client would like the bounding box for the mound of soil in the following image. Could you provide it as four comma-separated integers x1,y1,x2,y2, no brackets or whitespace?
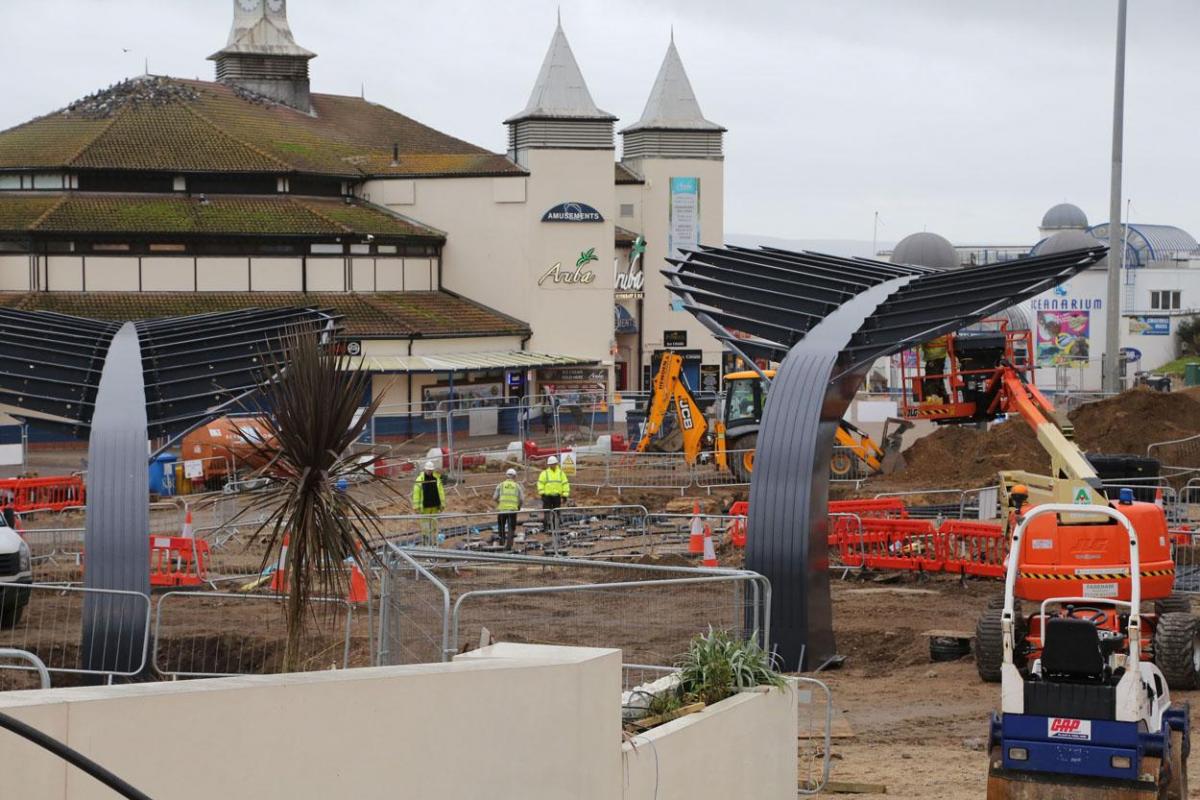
866,388,1200,492
1070,388,1200,458
872,419,1047,490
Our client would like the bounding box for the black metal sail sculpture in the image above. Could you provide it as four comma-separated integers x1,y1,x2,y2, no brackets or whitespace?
0,306,338,673
663,244,1108,670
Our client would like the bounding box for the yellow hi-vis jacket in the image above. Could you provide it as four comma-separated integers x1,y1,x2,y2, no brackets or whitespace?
537,466,570,498
921,335,948,360
411,470,446,510
494,479,524,512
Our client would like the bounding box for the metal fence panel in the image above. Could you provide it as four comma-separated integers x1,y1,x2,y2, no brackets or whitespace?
0,583,150,680
795,677,834,795
153,592,362,678
607,451,692,490
377,546,451,666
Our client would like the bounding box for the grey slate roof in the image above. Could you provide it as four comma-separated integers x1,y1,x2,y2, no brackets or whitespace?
622,37,724,133
505,17,615,123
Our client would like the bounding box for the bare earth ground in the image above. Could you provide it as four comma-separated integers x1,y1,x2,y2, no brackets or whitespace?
818,575,1200,798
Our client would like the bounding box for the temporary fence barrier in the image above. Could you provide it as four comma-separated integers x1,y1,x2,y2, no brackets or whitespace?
644,513,747,554
375,547,770,675
153,591,361,678
796,676,835,795
377,545,452,666
0,475,86,512
606,450,694,491
939,520,1007,578
0,583,150,682
373,505,649,553
830,497,909,519
0,648,51,690
824,508,1010,579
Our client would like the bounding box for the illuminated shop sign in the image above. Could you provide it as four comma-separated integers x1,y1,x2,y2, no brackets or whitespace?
542,202,604,223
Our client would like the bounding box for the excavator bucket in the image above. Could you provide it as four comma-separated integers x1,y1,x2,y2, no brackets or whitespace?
877,417,913,475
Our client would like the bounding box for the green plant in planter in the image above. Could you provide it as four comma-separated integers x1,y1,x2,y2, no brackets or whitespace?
676,628,785,706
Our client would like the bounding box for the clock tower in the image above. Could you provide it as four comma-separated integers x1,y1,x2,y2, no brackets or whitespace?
209,0,316,113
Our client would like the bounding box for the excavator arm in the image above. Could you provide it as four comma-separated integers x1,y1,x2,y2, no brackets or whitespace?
636,353,709,464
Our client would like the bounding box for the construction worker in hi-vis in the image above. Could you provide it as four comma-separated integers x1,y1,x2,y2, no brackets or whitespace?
411,460,445,546
537,455,570,551
493,468,524,551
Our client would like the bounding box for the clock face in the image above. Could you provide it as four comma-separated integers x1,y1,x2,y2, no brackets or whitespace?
237,0,261,12
266,0,284,11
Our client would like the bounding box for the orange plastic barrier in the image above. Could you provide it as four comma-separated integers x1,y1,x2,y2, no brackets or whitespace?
940,520,1007,578
149,536,211,588
828,497,909,520
848,518,944,572
0,475,86,512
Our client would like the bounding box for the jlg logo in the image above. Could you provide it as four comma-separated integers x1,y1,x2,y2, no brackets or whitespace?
1048,717,1091,741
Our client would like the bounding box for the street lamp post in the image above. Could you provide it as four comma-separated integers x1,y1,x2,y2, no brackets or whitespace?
1103,0,1128,393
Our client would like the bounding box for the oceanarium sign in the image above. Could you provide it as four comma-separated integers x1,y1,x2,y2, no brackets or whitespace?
542,202,604,223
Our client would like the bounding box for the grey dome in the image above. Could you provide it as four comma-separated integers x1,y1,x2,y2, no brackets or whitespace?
1041,203,1088,231
891,232,958,270
1032,229,1101,256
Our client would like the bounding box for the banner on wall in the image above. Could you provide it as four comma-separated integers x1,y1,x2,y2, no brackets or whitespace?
1036,310,1090,366
1129,315,1170,336
668,177,700,262
422,382,504,415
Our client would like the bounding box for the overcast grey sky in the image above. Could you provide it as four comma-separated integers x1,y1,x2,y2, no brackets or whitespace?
2,0,1197,246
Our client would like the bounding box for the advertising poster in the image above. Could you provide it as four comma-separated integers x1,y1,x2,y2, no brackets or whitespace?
422,382,504,415
1036,310,1090,366
668,177,700,262
1129,315,1170,336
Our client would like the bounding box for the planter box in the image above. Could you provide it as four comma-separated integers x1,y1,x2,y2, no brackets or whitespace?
621,680,799,799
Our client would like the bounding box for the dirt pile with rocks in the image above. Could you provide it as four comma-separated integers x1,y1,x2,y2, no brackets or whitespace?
1070,388,1200,456
866,388,1200,492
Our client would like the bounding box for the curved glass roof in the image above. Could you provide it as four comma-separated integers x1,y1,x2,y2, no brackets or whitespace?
1082,223,1198,267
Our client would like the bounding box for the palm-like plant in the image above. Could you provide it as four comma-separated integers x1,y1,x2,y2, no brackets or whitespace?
236,329,390,671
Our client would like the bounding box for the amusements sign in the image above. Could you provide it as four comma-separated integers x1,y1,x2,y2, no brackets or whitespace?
542,202,604,223
1129,315,1170,336
668,177,700,262
1036,310,1090,366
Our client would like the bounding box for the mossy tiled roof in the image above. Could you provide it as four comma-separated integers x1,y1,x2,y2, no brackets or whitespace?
0,76,524,179
0,291,529,338
0,193,441,238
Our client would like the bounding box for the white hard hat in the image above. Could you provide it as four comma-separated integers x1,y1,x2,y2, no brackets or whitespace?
506,468,517,477
424,461,435,470
547,455,559,465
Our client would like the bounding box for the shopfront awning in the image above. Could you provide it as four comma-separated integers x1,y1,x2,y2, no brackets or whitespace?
342,351,598,374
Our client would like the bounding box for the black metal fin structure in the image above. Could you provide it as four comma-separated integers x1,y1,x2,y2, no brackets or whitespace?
663,244,1108,669
0,306,339,673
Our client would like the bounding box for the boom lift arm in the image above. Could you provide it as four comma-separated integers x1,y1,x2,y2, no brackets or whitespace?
989,361,1105,507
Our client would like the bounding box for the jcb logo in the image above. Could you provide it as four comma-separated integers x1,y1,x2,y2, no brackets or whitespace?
679,403,695,430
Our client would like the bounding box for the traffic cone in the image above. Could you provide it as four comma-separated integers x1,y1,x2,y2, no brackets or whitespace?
702,524,718,568
1155,487,1164,509
688,502,705,554
269,533,290,593
180,506,194,539
347,561,369,604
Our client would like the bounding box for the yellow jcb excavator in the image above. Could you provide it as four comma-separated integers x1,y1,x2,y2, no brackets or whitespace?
635,353,911,481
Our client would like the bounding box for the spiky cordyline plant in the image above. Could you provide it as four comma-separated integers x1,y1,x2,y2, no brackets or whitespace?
235,328,391,671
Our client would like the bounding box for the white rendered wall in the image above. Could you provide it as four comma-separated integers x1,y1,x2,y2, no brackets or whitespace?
141,257,193,290
0,255,30,290
623,156,725,379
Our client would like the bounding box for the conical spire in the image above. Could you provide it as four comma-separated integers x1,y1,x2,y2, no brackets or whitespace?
505,18,615,122
622,38,723,133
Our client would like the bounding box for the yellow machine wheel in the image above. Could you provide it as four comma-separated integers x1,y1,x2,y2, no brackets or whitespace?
830,452,854,478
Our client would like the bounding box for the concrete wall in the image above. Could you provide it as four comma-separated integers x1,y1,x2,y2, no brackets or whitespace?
622,685,799,800
0,643,799,800
371,148,617,367
0,644,620,800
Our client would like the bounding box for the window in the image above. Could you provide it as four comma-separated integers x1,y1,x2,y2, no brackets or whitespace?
1151,290,1181,310
149,244,187,253
619,203,635,218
